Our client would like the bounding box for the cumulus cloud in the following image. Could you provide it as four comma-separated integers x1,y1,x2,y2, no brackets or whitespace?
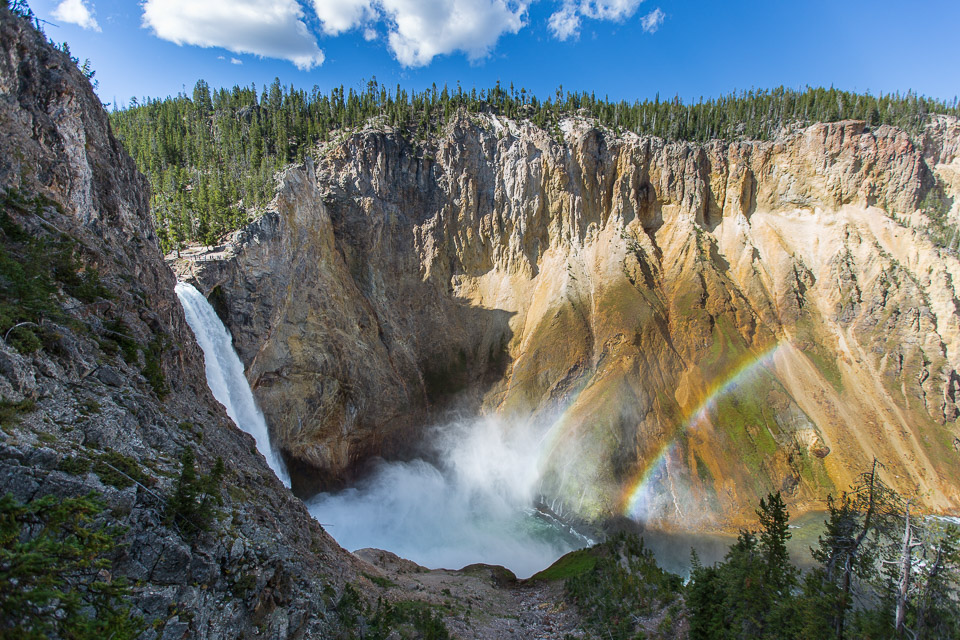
142,0,325,70
640,7,664,33
313,0,378,36
53,0,100,31
385,0,527,66
548,0,663,40
547,3,580,41
231,57,243,65
312,0,528,67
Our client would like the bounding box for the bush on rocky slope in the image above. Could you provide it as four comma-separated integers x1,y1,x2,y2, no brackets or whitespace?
0,492,144,638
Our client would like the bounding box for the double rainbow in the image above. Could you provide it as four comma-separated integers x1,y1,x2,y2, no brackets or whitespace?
620,342,782,521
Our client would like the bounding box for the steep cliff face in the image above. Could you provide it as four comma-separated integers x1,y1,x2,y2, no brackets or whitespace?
0,10,364,637
182,108,960,527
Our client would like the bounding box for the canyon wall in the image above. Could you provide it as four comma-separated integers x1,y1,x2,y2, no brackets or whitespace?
0,10,363,637
181,110,960,528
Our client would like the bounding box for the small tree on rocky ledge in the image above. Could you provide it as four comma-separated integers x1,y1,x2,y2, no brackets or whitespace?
165,448,224,538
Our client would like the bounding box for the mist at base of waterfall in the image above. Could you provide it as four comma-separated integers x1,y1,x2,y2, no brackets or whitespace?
306,416,584,579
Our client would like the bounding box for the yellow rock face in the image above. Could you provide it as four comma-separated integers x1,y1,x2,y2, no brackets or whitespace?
181,115,960,528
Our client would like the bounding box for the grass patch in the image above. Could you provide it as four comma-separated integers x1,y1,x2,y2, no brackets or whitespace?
528,547,598,582
803,346,844,393
711,384,779,491
694,452,714,485
92,449,153,489
0,398,36,431
363,572,398,589
794,315,844,393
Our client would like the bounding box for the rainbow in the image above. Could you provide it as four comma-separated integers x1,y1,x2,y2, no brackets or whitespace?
535,386,588,470
620,342,782,521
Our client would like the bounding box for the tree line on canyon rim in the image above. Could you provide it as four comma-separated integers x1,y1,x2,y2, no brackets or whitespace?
105,73,960,252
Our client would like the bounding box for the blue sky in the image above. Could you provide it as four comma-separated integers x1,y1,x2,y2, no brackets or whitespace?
29,0,960,109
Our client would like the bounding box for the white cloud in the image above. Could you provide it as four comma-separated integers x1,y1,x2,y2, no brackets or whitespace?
313,0,528,67
547,3,580,41
314,0,378,36
383,0,528,66
548,0,664,40
640,7,664,33
363,27,378,41
53,0,101,31
580,0,643,21
231,57,243,64
142,0,325,70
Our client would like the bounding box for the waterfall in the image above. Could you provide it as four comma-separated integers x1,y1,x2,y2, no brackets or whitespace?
175,282,290,487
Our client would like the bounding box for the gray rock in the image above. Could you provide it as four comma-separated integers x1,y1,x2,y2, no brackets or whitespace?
0,344,38,399
159,619,190,640
96,365,124,387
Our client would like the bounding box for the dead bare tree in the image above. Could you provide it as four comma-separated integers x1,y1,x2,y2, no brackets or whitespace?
884,500,925,638
814,458,904,639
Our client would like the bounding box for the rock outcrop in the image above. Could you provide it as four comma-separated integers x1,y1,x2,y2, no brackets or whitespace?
0,9,365,637
181,110,960,528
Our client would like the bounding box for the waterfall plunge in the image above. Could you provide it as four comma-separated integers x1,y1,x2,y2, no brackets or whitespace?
307,414,585,578
175,282,290,487
176,282,582,576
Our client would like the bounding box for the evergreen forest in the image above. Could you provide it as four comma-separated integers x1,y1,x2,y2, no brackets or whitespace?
556,465,960,640
108,80,960,251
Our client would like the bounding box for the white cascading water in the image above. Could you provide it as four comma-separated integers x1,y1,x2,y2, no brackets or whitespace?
307,414,584,578
175,282,290,487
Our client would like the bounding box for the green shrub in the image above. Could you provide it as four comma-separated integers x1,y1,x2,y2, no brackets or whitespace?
101,318,139,364
363,572,397,589
0,199,112,355
365,599,451,640
0,397,35,430
165,449,224,538
92,449,151,489
566,533,683,639
57,455,92,475
0,492,144,639
142,334,168,399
